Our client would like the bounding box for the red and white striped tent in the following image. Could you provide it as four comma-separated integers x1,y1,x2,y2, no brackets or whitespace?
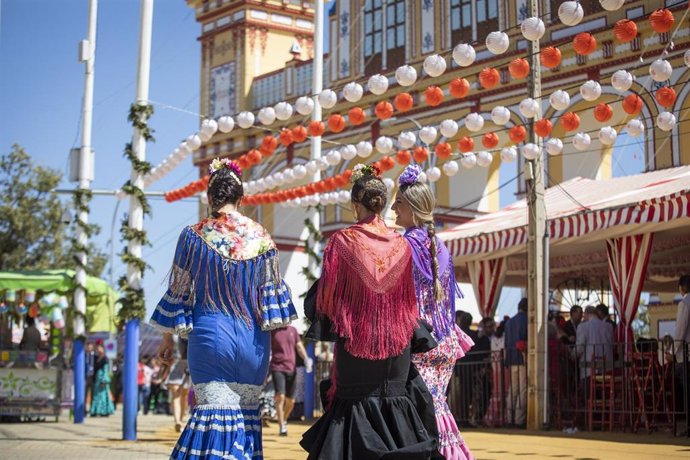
439,165,690,338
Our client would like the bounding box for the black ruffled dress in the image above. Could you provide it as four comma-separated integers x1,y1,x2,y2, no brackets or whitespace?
300,281,443,460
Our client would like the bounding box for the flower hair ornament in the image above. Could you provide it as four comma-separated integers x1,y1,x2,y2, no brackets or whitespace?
350,163,381,184
208,158,242,186
398,164,422,186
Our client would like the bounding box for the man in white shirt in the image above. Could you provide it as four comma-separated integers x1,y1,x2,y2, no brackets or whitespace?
576,306,614,381
674,275,690,425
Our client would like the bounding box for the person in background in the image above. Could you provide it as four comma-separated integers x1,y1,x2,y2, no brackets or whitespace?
90,342,114,417
138,355,153,414
504,298,528,427
456,310,478,343
596,304,616,330
165,337,190,432
147,357,164,415
20,316,42,351
575,306,614,396
562,305,583,345
470,317,495,426
673,275,690,418
111,356,123,410
485,321,507,427
85,342,96,412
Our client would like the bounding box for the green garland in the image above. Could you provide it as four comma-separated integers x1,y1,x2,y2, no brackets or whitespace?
300,206,323,297
117,103,154,326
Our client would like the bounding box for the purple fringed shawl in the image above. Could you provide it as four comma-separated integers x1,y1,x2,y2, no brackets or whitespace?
404,227,462,341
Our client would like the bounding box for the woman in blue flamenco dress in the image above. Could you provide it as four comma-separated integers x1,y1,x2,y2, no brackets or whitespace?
151,158,297,460
90,342,115,417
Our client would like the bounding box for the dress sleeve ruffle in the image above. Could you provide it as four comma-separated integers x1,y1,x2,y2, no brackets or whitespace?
259,277,298,331
454,324,475,358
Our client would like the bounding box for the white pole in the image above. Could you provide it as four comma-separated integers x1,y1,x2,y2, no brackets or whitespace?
309,0,324,272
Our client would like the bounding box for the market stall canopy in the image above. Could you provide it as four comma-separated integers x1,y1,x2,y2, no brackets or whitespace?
0,270,118,333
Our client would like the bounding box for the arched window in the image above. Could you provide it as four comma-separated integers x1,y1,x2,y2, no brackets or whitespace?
450,0,498,44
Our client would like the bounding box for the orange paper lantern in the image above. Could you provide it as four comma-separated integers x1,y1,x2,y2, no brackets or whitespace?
435,142,453,159
413,146,429,163
306,184,317,195
573,33,597,56
560,112,580,132
260,135,278,155
614,19,637,43
508,125,527,144
348,107,367,125
650,9,675,33
509,58,530,79
424,86,444,106
328,114,346,133
315,181,328,193
534,119,553,138
482,132,499,149
291,125,308,143
622,94,643,115
334,174,348,187
325,177,337,190
238,155,250,170
308,120,325,137
457,136,475,153
540,47,562,68
247,149,262,165
479,68,500,89
449,78,470,98
394,92,414,112
375,101,394,120
343,170,353,181
396,150,412,165
279,128,294,146
594,103,613,122
380,156,396,171
656,86,677,108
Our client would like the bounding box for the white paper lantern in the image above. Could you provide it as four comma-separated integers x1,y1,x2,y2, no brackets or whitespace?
580,80,602,102
476,151,494,168
172,147,186,161
338,190,351,203
218,116,235,133
572,132,591,151
356,141,373,158
426,167,442,182
544,137,563,155
317,158,329,170
179,142,192,155
258,107,276,125
318,89,338,109
199,130,213,143
559,1,584,26
460,153,477,169
491,106,511,126
274,102,293,121
657,112,677,132
519,98,540,118
383,177,396,192
599,0,625,12
200,119,218,136
598,126,618,146
283,169,295,183
186,134,202,150
293,164,307,179
256,178,266,192
521,17,546,41
486,31,510,55
611,70,634,92
465,113,485,132
368,74,389,95
305,160,319,175
685,50,690,68
417,172,428,183
237,111,255,129
244,182,256,195
398,131,417,149
439,119,459,139
442,160,459,176
274,172,285,186
500,146,518,162
343,82,364,102
326,150,342,166
295,96,314,115
419,126,438,144
549,90,571,111
626,118,645,137
264,177,276,190
395,65,418,86
293,197,302,207
522,143,541,160
423,54,447,77
341,144,357,160
452,43,476,67
375,136,394,154
649,59,673,83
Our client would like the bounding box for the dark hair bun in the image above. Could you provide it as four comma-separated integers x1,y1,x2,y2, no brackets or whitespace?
351,175,387,213
208,168,243,216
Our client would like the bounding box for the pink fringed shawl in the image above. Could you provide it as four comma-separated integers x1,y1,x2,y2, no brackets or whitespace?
317,215,419,360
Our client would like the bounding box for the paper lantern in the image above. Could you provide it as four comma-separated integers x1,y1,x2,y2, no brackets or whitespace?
328,114,346,133
611,70,634,92
573,33,597,55
419,126,438,144
614,19,637,43
460,153,477,169
393,92,413,112
368,74,389,95
572,132,591,151
319,89,338,109
413,146,429,163
237,111,255,129
295,96,314,115
258,107,276,125
657,112,677,132
326,150,342,166
292,126,308,143
458,136,475,153
476,151,493,168
273,172,285,186
622,94,643,115
395,65,418,87
200,119,218,137
656,86,677,108
535,119,553,138
375,101,394,120
396,149,412,165
398,131,416,149
423,54,447,77
509,125,527,144
247,149,262,165
439,119,459,138
453,43,476,67
375,136,394,154
186,134,202,150
293,165,308,180
599,126,618,146
685,50,690,67
341,144,358,160
522,143,541,160
218,116,235,133
541,47,562,68
442,160,459,176
549,90,571,111
626,119,645,137
491,106,511,126
465,113,485,132
449,78,470,98
482,132,499,149
308,120,325,137
348,107,367,125
545,138,564,156
381,177,395,193
343,82,364,102
274,102,293,121
559,1,584,26
261,136,278,156
650,9,675,33
509,58,530,79
264,177,276,190
486,31,510,55
356,141,373,158
580,80,602,102
278,128,293,147
425,86,444,107
198,129,213,143
435,142,453,159
426,167,442,182
519,98,540,118
649,59,672,82
521,17,545,41
560,112,580,132
600,0,624,11
594,103,613,122
501,147,517,163
479,67,500,89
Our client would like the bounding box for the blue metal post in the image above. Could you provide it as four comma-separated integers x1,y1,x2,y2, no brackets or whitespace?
73,337,86,423
123,318,139,440
304,342,316,420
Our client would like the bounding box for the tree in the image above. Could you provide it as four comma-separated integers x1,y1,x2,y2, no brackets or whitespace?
0,144,106,276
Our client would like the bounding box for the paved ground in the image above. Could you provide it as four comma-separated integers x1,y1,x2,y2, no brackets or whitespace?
1,410,690,459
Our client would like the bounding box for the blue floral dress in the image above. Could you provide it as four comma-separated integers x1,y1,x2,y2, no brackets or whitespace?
151,211,297,460
90,358,114,416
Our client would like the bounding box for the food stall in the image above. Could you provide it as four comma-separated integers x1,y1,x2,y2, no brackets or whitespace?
0,270,117,420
